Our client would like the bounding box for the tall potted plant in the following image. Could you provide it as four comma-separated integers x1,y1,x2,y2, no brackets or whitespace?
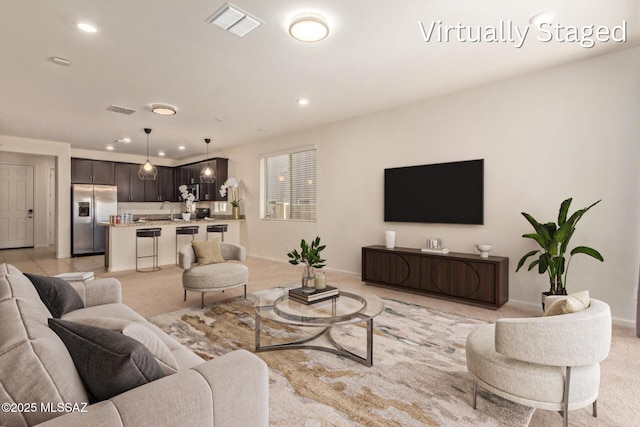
286,237,326,293
516,198,604,297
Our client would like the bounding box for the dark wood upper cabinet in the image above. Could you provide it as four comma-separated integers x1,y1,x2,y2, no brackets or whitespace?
145,166,175,202
176,158,229,202
71,158,115,185
114,163,144,202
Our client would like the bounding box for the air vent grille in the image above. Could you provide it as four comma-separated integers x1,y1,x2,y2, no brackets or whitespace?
207,3,263,37
106,105,137,115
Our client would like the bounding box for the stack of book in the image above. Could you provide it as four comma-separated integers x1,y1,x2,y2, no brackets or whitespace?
54,272,95,281
288,285,339,305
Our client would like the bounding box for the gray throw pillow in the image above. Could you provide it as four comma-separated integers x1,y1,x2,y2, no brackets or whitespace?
48,318,165,402
25,273,84,318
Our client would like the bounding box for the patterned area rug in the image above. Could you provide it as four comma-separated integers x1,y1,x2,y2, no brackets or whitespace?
150,292,533,426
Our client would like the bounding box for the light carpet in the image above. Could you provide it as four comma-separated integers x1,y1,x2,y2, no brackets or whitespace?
150,293,533,426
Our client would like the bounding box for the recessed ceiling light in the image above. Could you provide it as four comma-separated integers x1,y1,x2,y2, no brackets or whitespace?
289,13,329,42
158,151,165,157
178,145,186,151
77,22,98,33
151,103,177,115
529,10,556,26
297,98,309,106
106,145,114,151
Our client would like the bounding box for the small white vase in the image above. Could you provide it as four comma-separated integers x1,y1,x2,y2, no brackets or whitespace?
182,213,191,221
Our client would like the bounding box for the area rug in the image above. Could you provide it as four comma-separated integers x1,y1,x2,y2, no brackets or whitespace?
150,292,533,426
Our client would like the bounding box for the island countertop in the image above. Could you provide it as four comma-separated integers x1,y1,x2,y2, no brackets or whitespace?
99,217,245,227
102,218,243,272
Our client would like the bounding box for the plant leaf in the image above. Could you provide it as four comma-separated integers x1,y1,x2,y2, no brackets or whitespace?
570,246,604,261
516,250,540,271
557,198,572,226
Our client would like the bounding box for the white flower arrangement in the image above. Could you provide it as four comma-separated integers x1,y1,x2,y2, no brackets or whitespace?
219,177,241,207
178,185,196,213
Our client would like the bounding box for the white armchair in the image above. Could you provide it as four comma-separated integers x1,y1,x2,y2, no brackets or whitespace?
178,242,249,308
466,298,611,427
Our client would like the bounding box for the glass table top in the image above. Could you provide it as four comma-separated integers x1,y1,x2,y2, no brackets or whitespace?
255,287,384,327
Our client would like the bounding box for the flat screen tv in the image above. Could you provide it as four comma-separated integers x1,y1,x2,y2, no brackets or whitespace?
384,159,484,224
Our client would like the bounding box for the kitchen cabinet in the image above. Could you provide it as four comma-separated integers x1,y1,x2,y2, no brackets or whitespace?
176,158,228,201
71,158,115,185
114,163,145,202
145,166,176,202
362,245,509,309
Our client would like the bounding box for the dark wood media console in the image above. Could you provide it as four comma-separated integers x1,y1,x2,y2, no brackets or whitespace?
361,245,509,309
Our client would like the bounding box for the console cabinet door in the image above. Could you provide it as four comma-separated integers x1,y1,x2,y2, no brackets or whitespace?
362,249,421,290
423,258,496,304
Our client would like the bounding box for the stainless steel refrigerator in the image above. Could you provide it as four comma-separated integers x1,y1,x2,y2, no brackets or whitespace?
72,184,117,255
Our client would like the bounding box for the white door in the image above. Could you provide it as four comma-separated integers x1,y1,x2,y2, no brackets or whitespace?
0,164,34,248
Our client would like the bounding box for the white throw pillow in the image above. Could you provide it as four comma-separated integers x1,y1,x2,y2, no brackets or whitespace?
543,290,590,317
68,317,179,374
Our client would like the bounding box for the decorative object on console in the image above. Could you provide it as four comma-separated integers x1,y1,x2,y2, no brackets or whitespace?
422,237,449,254
286,236,326,294
138,128,158,180
199,138,216,183
178,185,196,217
516,198,604,296
476,243,493,258
384,231,396,249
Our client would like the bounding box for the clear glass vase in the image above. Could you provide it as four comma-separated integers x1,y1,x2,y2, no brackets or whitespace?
301,267,315,294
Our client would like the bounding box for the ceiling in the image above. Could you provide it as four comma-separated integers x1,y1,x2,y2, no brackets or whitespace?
1,0,638,160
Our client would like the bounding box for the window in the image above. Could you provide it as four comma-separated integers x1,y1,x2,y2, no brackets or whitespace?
261,147,316,221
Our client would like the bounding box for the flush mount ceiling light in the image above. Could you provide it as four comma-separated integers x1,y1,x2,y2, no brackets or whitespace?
207,2,264,37
200,139,216,183
289,13,329,42
297,98,310,106
138,128,157,180
529,10,556,26
77,22,98,33
151,103,177,116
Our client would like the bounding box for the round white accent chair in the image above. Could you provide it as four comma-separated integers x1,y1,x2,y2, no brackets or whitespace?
465,298,611,427
178,242,248,309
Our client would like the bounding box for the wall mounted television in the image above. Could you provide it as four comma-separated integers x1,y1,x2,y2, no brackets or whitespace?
384,159,484,225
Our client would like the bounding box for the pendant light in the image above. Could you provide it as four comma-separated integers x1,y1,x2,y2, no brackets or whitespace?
138,128,158,180
200,138,216,183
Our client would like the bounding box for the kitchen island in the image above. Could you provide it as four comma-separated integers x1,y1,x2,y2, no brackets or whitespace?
101,218,244,272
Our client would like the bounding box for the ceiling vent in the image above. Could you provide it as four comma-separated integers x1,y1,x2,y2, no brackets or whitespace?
106,105,137,115
207,2,263,37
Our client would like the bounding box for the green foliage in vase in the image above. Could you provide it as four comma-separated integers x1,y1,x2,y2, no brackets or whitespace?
286,236,326,277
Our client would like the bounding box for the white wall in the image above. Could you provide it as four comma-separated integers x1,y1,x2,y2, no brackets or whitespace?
0,136,71,257
224,47,640,325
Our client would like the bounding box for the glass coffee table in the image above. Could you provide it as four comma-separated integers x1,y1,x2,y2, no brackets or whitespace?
254,287,384,366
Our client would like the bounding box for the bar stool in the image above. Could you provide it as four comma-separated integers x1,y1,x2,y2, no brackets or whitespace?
136,228,161,272
176,225,200,264
206,224,228,242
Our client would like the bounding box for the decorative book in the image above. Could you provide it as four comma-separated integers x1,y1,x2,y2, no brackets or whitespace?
288,286,339,304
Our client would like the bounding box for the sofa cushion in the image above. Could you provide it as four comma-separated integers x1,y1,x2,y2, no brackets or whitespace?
24,273,84,318
192,238,225,265
544,290,590,317
48,318,165,402
68,317,179,374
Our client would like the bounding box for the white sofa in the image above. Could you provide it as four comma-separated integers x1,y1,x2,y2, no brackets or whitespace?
0,263,268,427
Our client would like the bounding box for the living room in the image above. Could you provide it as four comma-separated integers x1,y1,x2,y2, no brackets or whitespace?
1,1,639,426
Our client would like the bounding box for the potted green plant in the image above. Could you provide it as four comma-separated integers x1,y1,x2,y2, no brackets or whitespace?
516,198,604,301
286,236,326,293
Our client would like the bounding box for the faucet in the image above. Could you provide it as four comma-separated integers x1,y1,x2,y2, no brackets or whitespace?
160,201,173,220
